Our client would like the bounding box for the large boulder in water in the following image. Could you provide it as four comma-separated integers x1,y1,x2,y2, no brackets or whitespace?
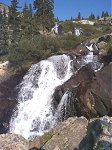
53,63,112,119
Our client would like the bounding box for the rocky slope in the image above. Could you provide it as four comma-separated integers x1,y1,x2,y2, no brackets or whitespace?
0,116,111,150
0,133,29,150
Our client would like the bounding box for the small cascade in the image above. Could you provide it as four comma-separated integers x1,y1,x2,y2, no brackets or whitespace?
84,44,103,71
55,91,75,121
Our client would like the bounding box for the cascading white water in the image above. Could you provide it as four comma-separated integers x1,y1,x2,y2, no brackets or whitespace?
10,44,103,139
10,54,74,139
55,91,72,121
84,44,103,71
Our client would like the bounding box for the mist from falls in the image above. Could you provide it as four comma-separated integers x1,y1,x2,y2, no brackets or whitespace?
9,44,103,139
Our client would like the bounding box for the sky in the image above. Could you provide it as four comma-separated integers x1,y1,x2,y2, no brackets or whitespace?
1,0,112,20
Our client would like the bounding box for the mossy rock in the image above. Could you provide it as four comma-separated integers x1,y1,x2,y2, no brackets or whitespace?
29,131,53,149
40,132,53,145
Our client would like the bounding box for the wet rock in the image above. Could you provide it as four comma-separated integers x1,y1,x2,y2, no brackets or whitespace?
75,44,89,55
0,133,29,150
53,62,112,119
53,64,96,119
99,48,112,64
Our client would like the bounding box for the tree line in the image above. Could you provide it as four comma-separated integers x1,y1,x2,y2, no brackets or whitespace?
0,0,55,67
74,11,110,21
0,0,111,70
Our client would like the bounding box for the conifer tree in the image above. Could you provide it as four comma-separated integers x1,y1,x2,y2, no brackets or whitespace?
71,16,73,21
105,11,109,17
101,11,105,18
9,0,21,42
9,0,20,26
0,9,9,55
34,0,54,32
77,12,81,20
89,12,95,20
21,2,33,36
23,2,29,18
97,15,100,20
29,3,33,18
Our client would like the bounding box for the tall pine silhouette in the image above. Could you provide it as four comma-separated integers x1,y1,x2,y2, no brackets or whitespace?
34,0,54,32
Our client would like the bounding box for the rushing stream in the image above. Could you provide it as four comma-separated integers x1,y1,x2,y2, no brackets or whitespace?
10,44,103,139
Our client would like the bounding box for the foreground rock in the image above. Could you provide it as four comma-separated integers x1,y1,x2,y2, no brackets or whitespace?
0,133,29,150
0,116,111,150
29,116,112,150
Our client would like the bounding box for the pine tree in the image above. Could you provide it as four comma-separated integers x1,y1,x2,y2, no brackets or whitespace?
29,3,33,18
56,17,59,22
101,11,105,18
20,2,33,36
71,16,73,21
0,9,9,55
23,2,29,18
89,12,95,20
77,12,81,20
9,0,21,42
34,0,54,32
105,11,109,17
97,15,100,20
9,0,20,26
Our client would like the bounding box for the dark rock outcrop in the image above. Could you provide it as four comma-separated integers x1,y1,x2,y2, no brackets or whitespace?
0,73,24,134
53,62,112,119
100,48,112,65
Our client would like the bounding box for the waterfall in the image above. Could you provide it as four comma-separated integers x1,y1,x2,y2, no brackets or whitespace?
84,44,103,71
10,44,103,139
10,54,74,139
